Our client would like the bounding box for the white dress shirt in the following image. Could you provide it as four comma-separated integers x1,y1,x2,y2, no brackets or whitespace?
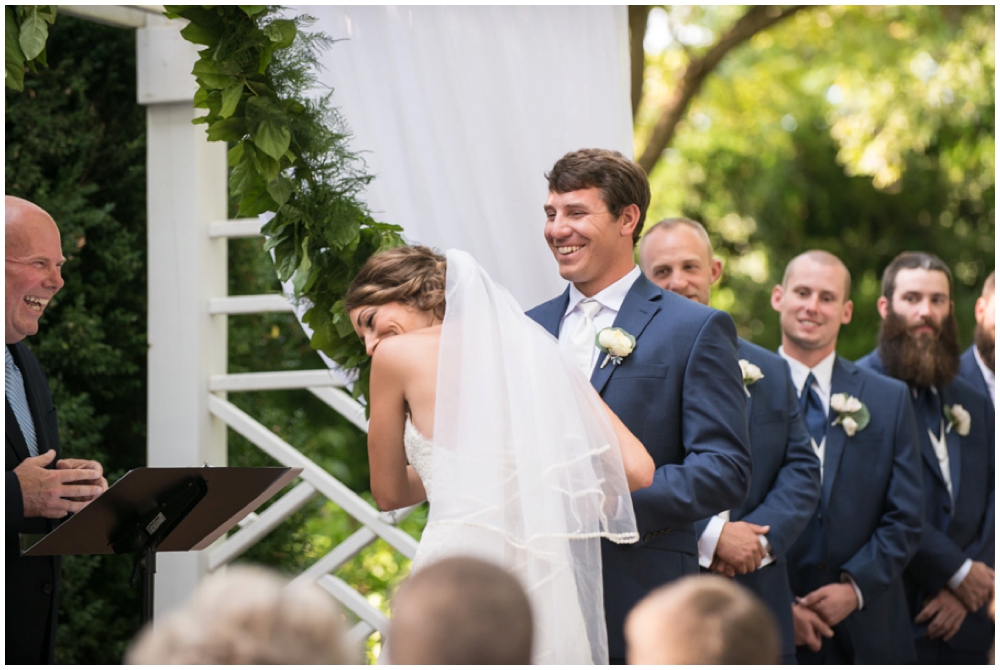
558,266,641,369
917,386,975,590
778,348,866,609
973,345,995,405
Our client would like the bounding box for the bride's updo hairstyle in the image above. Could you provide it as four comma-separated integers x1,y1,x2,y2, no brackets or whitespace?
345,245,447,320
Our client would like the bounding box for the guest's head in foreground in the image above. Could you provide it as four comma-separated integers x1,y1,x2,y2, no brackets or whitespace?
543,148,650,296
345,245,446,355
638,217,721,305
876,251,960,389
974,270,995,373
388,556,533,665
625,574,780,664
771,250,853,368
125,565,354,664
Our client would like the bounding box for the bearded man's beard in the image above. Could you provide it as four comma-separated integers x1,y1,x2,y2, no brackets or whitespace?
878,309,960,389
974,321,995,372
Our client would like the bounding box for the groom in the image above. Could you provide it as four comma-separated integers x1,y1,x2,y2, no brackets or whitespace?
527,149,752,661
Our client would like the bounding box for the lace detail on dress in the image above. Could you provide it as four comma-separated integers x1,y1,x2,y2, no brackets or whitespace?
404,416,434,500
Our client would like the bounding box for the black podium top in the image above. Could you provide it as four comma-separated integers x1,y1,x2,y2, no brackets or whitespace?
24,466,301,556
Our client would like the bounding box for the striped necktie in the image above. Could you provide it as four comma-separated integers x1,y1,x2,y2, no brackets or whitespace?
6,346,39,457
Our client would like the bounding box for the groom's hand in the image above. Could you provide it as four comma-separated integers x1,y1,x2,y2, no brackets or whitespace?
714,521,770,575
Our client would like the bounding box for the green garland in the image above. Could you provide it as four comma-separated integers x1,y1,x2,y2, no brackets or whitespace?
5,5,57,91
167,6,405,403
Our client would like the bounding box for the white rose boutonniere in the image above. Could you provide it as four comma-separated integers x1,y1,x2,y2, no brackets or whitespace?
943,404,971,436
596,327,636,369
830,393,870,437
739,359,764,398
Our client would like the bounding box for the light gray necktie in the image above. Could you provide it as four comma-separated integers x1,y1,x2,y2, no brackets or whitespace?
6,346,39,457
568,299,601,376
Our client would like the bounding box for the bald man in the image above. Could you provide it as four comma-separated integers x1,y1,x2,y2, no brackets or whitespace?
639,218,820,663
6,196,107,663
772,250,922,663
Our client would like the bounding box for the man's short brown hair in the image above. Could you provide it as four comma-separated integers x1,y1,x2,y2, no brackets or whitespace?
625,575,780,665
388,556,533,664
545,148,651,245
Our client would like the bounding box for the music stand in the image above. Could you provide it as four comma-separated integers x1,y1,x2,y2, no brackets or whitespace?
24,466,302,625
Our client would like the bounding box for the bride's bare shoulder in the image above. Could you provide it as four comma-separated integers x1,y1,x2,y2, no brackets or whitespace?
370,327,441,375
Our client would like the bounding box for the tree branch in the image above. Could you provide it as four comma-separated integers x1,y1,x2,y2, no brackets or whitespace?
636,5,809,174
629,5,652,120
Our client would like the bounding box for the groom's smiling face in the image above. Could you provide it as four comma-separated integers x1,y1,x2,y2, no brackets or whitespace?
544,187,638,297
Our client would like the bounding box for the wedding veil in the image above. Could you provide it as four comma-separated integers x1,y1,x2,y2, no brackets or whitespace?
427,249,638,664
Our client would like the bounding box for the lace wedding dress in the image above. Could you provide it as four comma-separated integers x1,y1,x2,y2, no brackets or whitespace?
395,250,639,665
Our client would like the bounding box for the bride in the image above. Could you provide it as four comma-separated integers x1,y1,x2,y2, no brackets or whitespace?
344,246,653,664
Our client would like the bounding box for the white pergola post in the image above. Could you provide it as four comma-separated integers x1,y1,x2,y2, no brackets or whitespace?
137,14,229,617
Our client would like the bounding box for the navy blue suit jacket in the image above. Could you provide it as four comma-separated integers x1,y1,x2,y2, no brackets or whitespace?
527,273,752,659
858,350,995,655
696,339,821,661
786,355,923,663
6,342,61,664
958,345,992,406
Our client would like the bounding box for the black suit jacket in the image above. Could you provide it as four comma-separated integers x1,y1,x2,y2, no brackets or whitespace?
6,342,61,664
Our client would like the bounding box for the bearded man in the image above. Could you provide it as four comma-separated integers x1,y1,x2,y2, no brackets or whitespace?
858,251,995,664
959,271,994,406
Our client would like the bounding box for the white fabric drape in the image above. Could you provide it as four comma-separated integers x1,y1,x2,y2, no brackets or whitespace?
417,249,637,664
299,5,633,309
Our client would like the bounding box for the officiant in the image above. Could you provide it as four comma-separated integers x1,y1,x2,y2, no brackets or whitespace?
5,195,108,664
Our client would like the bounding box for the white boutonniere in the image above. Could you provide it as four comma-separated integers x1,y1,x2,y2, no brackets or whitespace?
739,359,764,398
830,393,870,437
943,404,971,436
596,327,636,369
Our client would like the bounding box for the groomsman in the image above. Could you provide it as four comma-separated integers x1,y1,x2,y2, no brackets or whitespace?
772,250,923,663
857,252,995,664
527,149,752,662
638,218,821,664
958,270,994,405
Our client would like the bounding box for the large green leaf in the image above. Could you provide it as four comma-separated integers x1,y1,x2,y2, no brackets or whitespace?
219,81,244,118
266,176,293,207
191,58,238,90
206,116,246,142
5,7,26,91
18,10,49,61
251,148,280,182
263,19,297,50
239,6,267,17
227,141,245,167
179,22,220,47
254,119,291,160
228,158,258,198
274,238,300,282
238,176,279,217
291,237,315,294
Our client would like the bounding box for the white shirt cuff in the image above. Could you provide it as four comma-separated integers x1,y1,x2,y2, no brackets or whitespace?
698,515,727,569
758,535,775,568
841,573,864,610
948,559,974,591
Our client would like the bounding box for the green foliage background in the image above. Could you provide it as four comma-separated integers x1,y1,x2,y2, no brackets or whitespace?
637,6,994,357
4,5,994,664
